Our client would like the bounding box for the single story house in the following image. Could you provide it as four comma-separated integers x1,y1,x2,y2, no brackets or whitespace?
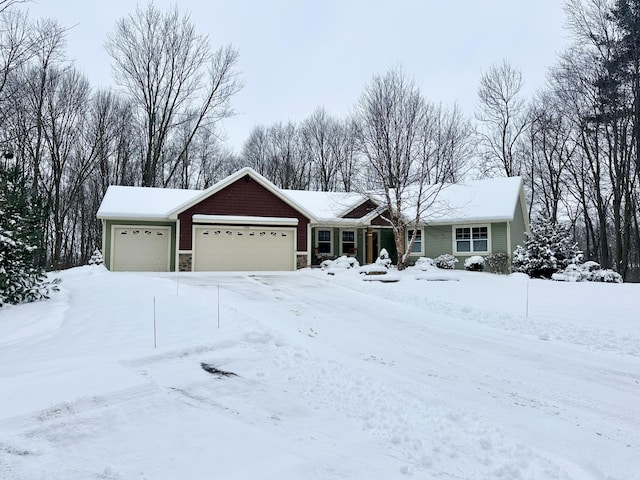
96,167,530,272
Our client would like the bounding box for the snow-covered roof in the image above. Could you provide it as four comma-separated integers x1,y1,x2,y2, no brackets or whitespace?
96,171,524,226
282,190,369,221
96,185,200,220
417,176,523,224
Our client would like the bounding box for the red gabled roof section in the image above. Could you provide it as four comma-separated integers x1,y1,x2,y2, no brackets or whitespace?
170,167,316,222
177,172,311,251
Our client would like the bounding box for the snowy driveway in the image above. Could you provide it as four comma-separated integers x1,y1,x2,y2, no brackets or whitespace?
0,267,638,479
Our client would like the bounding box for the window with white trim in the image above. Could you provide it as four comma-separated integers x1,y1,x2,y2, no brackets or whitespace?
455,226,489,253
341,230,356,255
407,228,422,254
317,229,332,254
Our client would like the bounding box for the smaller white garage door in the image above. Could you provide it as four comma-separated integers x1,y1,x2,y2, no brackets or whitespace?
194,226,296,271
111,226,171,272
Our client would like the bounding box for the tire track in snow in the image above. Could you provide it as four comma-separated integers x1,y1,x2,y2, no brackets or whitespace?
215,272,637,478
196,276,584,478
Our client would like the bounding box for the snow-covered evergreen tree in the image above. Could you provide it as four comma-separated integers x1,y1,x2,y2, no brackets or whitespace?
0,166,58,306
512,216,583,279
88,248,104,266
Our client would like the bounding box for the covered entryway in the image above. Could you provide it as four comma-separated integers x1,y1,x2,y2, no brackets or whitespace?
192,217,297,271
111,226,171,272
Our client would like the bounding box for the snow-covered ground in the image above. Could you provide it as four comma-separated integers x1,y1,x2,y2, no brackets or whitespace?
0,265,638,479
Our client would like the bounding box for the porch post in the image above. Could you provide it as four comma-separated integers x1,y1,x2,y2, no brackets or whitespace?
366,226,373,264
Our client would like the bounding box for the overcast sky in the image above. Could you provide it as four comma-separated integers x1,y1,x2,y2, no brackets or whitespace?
27,0,569,152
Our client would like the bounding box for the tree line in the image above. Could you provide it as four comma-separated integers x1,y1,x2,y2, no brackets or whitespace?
0,0,638,280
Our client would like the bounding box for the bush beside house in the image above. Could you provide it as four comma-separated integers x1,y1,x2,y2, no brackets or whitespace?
485,252,510,274
464,256,485,271
434,254,459,269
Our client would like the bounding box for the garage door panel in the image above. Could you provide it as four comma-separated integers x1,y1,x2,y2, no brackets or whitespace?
112,227,170,272
194,226,295,271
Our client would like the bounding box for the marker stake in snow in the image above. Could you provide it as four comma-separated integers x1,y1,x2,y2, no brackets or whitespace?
217,284,220,329
153,296,157,348
525,281,530,319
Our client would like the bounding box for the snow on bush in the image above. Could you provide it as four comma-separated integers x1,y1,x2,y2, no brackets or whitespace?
375,248,392,268
464,255,485,272
321,256,360,270
413,257,460,280
485,252,510,274
512,216,582,279
552,262,623,283
589,269,624,283
359,249,396,276
434,254,458,270
414,257,434,269
414,256,459,280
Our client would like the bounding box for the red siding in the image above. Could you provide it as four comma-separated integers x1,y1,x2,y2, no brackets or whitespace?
178,175,310,251
343,199,379,219
371,211,392,226
344,199,390,226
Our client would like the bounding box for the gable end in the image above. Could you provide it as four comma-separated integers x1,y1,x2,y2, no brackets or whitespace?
178,175,310,251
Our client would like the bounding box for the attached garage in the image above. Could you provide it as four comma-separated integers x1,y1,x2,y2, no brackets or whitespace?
192,215,298,271
97,168,315,272
193,225,296,271
111,226,171,272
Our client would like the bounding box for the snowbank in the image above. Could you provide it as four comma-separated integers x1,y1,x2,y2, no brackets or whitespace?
0,267,637,479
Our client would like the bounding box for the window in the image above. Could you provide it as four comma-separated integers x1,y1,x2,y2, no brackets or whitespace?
407,228,422,254
341,230,356,255
455,226,489,253
317,229,332,254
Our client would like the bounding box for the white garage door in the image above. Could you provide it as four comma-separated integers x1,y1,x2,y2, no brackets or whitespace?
111,226,171,272
193,226,296,271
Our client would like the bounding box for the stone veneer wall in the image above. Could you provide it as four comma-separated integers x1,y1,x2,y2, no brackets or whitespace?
296,254,308,269
179,253,192,272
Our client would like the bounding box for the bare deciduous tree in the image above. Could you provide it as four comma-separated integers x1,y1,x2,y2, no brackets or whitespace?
476,60,529,177
40,67,92,267
105,3,242,187
547,0,639,279
301,106,341,191
268,121,310,189
0,7,32,106
331,116,360,192
241,122,311,190
524,91,576,224
356,67,443,270
420,102,474,184
0,0,27,14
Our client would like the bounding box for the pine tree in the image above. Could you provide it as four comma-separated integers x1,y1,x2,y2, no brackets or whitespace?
512,216,583,279
0,165,58,306
88,248,104,266
611,0,640,163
